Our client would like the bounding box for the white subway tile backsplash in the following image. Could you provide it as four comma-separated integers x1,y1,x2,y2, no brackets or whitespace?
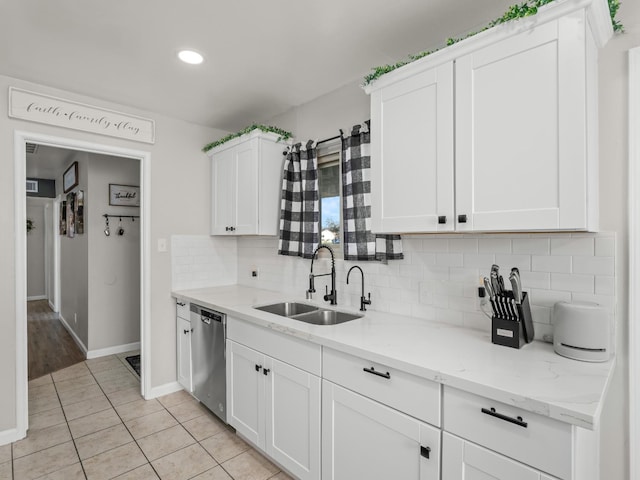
165,231,619,346
550,273,594,293
572,256,614,276
512,238,550,255
478,238,512,253
550,237,594,256
532,255,572,273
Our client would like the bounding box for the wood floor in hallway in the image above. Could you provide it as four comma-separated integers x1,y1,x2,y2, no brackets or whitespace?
28,300,85,380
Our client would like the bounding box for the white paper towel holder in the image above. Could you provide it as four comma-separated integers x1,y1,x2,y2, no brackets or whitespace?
553,301,609,362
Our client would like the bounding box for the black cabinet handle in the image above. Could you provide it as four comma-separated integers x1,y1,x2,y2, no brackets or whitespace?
481,407,528,428
363,367,391,379
420,446,431,459
177,301,186,306
183,329,192,334
438,216,446,224
458,214,468,223
263,368,270,376
255,364,262,372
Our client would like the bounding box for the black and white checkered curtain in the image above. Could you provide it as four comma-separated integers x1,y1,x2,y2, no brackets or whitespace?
278,141,320,259
342,121,403,262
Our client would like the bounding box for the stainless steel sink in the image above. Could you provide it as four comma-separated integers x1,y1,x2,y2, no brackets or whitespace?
290,309,363,326
254,302,319,317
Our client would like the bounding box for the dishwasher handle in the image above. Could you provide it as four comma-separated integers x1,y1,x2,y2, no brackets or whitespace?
222,316,227,360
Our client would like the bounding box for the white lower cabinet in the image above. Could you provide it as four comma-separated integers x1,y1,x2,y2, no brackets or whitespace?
176,301,192,392
322,380,440,480
442,433,558,480
227,339,321,480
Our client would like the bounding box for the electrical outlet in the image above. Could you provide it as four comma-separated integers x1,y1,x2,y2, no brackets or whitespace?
157,238,167,252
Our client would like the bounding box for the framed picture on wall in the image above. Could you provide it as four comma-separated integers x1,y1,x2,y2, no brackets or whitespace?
66,193,75,238
63,161,78,193
76,190,84,234
109,184,140,207
59,201,67,235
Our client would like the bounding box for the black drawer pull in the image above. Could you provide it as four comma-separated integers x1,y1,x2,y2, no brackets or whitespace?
255,364,262,372
263,368,270,376
420,446,431,459
458,214,468,223
363,367,391,379
183,329,192,334
177,301,186,306
481,407,528,428
438,215,446,224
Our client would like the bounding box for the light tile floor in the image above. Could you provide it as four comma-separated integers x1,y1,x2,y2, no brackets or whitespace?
1,352,293,480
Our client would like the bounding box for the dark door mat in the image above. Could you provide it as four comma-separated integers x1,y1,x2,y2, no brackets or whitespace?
125,355,140,376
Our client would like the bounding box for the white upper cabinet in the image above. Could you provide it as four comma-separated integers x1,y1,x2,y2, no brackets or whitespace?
208,130,285,235
370,62,454,233
365,0,613,234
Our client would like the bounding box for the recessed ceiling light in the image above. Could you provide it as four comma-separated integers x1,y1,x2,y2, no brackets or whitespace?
178,50,204,65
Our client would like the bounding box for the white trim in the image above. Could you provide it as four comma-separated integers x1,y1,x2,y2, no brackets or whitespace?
86,342,141,360
58,313,88,355
0,428,22,446
14,130,152,438
629,46,640,480
145,381,184,400
26,295,47,301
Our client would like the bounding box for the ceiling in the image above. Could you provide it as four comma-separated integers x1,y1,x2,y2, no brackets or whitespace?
2,0,514,133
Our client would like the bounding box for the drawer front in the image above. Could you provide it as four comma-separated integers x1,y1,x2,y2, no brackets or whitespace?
443,387,571,479
323,348,440,427
176,300,190,320
227,317,321,376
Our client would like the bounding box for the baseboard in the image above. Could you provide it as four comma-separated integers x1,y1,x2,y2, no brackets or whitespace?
27,295,47,301
47,299,56,311
86,342,141,360
145,381,183,400
58,314,88,356
0,427,25,446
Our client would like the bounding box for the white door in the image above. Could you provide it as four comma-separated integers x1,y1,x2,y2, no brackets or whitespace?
370,61,454,233
176,317,192,392
233,139,260,235
455,17,588,232
211,147,235,234
442,433,556,480
265,357,321,480
322,380,440,480
226,340,265,447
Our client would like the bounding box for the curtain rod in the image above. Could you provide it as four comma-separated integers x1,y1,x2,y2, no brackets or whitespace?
282,129,344,155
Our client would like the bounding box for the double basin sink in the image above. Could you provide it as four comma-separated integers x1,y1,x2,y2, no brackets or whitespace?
254,302,362,325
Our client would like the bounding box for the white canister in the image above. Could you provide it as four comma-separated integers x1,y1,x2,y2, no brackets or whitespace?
552,301,610,362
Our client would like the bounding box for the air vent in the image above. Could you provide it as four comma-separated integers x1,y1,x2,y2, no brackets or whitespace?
26,180,38,193
25,143,38,154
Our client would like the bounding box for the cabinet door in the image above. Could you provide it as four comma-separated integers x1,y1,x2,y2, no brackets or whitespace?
442,433,556,480
265,357,321,480
226,340,265,448
322,380,440,480
233,139,260,235
211,148,235,235
455,16,589,232
176,317,192,392
370,61,454,233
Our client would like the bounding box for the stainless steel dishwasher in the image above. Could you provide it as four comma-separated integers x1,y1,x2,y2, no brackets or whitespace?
190,304,226,423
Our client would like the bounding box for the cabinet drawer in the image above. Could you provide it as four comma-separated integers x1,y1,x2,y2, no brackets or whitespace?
443,387,571,479
176,300,189,320
323,348,440,427
227,317,321,376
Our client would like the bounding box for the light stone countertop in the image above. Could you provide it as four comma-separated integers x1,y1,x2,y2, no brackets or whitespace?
173,284,615,430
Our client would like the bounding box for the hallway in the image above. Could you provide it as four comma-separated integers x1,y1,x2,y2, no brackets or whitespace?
28,300,85,380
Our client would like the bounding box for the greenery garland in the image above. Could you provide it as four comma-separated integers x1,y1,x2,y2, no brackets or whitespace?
203,124,293,153
363,0,623,86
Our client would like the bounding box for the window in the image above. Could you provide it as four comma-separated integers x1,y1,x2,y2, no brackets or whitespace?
318,149,341,250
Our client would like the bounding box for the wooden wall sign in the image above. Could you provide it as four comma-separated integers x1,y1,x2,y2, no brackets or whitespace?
8,87,155,144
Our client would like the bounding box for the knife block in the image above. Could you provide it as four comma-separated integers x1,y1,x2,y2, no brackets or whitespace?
491,292,534,349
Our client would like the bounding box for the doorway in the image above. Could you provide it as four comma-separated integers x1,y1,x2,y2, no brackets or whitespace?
14,130,151,439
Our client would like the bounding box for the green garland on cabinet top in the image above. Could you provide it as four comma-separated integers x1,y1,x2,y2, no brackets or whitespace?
202,124,293,153
363,0,623,86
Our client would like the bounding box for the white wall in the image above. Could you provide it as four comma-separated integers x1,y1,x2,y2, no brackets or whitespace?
171,235,238,291
58,151,89,347
26,197,50,299
87,154,140,352
0,73,225,435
